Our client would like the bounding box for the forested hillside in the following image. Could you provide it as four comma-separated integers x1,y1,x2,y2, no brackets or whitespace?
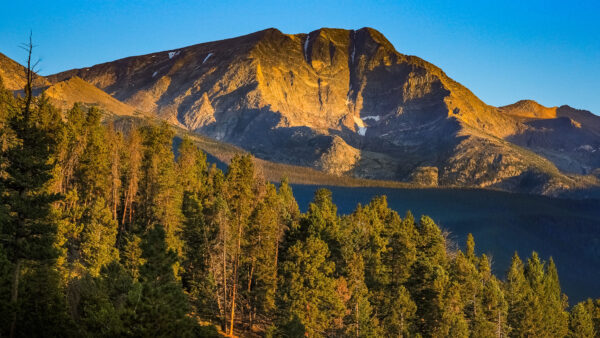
1,77,599,337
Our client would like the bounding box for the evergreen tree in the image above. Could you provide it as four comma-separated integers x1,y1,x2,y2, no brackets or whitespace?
79,197,119,275
569,303,596,338
294,189,344,273
278,236,345,337
121,234,144,280
243,183,281,328
0,72,63,336
582,298,600,335
132,225,197,336
222,154,258,335
407,216,449,336
181,187,218,320
120,128,142,229
542,257,569,337
138,122,182,254
478,255,508,337
75,261,139,336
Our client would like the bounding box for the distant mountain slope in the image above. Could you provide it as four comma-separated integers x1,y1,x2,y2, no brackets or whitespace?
502,101,600,175
43,76,141,116
42,28,600,196
499,100,558,119
0,52,49,90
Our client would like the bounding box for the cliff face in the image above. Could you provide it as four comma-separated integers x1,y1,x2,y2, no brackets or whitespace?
44,28,600,195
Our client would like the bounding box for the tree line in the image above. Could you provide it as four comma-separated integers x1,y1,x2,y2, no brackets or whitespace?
0,75,599,337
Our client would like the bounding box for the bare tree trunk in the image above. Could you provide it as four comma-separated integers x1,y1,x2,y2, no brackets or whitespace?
496,310,502,338
355,301,359,338
222,228,228,332
121,191,130,225
229,220,243,336
9,259,22,338
23,33,34,116
247,258,255,331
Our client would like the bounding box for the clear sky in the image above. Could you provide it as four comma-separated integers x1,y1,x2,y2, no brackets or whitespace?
1,0,598,114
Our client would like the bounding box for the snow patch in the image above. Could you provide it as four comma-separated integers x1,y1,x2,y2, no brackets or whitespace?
168,51,180,59
304,35,310,60
579,145,595,152
361,115,380,122
203,53,213,64
353,116,367,136
351,45,356,64
152,71,158,78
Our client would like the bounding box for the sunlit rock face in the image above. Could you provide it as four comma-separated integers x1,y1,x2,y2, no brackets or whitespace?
46,28,600,195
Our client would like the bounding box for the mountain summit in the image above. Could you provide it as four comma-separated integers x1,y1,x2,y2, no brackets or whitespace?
25,28,600,195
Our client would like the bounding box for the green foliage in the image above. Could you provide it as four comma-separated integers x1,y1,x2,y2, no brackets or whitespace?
569,303,596,338
278,236,345,337
138,122,182,252
132,225,198,336
0,86,596,337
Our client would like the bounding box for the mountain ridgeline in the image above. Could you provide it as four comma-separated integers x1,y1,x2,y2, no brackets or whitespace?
4,28,600,196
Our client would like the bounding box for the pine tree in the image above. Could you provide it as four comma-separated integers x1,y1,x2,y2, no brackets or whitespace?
582,298,600,336
120,128,142,229
55,105,120,278
121,234,144,280
343,251,381,337
181,187,218,320
569,303,595,338
177,137,207,195
222,154,258,335
542,257,569,337
278,236,345,337
295,189,343,273
79,197,119,275
75,261,138,336
379,210,417,335
383,285,416,337
138,123,182,247
405,216,450,336
243,184,281,329
132,225,197,336
477,255,508,337
0,57,62,336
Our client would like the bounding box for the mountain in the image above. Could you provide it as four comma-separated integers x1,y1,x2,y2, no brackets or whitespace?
0,52,49,90
1,53,144,118
42,76,142,117
33,28,600,195
501,101,600,175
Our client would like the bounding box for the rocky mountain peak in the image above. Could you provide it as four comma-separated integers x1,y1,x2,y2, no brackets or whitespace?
30,28,600,196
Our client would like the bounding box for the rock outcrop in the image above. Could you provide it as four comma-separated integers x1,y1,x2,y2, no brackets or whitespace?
30,28,600,195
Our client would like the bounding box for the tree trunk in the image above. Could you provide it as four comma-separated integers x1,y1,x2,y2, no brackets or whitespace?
355,301,359,337
10,258,22,338
222,231,228,332
229,220,243,336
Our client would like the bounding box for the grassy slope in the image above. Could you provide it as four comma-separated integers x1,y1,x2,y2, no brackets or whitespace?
43,76,146,117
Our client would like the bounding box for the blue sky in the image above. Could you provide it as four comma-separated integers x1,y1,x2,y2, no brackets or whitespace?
1,0,598,114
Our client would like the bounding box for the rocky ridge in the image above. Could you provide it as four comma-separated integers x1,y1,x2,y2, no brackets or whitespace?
6,28,600,196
